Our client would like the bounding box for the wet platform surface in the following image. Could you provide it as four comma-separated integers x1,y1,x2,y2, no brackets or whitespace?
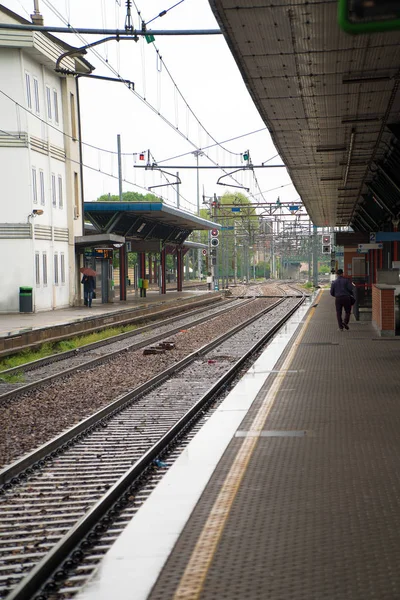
77,290,400,600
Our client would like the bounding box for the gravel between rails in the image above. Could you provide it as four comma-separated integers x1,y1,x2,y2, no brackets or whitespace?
0,298,277,469
228,281,305,297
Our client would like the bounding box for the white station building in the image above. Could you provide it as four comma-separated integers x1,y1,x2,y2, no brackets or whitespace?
0,4,93,313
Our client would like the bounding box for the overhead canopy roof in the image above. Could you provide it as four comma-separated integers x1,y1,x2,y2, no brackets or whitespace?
75,233,125,247
83,202,218,252
209,0,400,230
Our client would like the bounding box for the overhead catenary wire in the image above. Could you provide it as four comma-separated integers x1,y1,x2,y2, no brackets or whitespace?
145,0,186,26
42,0,252,195
0,84,276,188
19,1,293,211
0,127,186,205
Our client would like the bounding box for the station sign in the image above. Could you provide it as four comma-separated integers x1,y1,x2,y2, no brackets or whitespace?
358,243,383,250
95,248,113,259
231,207,241,212
85,248,113,259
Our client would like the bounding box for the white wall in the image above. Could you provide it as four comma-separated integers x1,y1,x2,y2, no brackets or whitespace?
0,44,75,311
0,239,33,312
0,48,24,126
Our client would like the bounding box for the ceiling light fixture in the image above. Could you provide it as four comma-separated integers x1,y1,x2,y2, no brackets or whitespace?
341,116,380,124
342,75,391,84
316,146,347,153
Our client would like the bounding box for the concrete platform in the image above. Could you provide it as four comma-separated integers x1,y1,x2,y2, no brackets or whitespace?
77,290,400,600
0,288,220,354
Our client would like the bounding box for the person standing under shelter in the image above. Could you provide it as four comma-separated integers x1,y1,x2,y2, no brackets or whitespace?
81,274,95,308
330,269,355,330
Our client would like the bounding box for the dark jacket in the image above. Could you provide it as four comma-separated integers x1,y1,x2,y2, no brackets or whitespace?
81,275,95,292
330,275,354,298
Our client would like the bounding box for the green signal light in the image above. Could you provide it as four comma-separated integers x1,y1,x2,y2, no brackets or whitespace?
243,152,249,161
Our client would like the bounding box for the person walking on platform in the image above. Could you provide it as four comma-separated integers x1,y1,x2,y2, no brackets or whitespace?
330,269,355,331
81,274,95,308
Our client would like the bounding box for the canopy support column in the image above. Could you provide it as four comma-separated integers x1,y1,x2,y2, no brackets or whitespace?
177,247,183,291
161,247,167,294
119,245,127,301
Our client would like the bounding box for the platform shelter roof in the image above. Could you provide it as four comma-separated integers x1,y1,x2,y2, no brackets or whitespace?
83,202,218,252
209,0,400,230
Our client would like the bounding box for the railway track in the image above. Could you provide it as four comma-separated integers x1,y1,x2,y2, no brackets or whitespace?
0,294,305,600
0,298,249,400
0,294,228,361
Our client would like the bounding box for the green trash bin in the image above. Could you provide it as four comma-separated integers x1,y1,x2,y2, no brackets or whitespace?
19,287,33,312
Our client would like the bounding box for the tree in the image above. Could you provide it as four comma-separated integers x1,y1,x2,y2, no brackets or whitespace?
97,191,161,203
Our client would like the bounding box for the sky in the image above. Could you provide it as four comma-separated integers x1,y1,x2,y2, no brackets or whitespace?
3,0,303,220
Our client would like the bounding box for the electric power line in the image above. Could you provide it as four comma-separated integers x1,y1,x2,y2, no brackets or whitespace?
42,0,263,196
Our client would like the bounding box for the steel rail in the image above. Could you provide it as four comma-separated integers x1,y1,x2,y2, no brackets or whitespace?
0,297,234,377
0,298,252,403
0,298,275,486
0,293,223,364
5,295,305,600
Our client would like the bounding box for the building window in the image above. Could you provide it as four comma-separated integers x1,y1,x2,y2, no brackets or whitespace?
32,167,38,204
46,85,52,120
33,77,40,113
25,72,32,109
70,92,77,140
60,253,65,284
35,252,40,286
54,253,59,285
43,253,48,285
53,90,59,124
39,170,45,206
58,175,63,208
51,173,56,207
74,172,79,217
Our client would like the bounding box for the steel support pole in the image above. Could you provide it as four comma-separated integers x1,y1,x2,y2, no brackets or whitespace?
119,245,126,301
177,248,183,291
161,247,167,294
195,154,202,280
312,225,319,287
117,134,123,202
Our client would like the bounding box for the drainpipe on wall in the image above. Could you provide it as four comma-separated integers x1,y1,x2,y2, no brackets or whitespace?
76,76,85,233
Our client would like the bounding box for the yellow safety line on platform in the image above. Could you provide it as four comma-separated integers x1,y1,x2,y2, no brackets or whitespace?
172,293,320,600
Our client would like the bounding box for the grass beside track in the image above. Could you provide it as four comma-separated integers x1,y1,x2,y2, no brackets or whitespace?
0,323,140,380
